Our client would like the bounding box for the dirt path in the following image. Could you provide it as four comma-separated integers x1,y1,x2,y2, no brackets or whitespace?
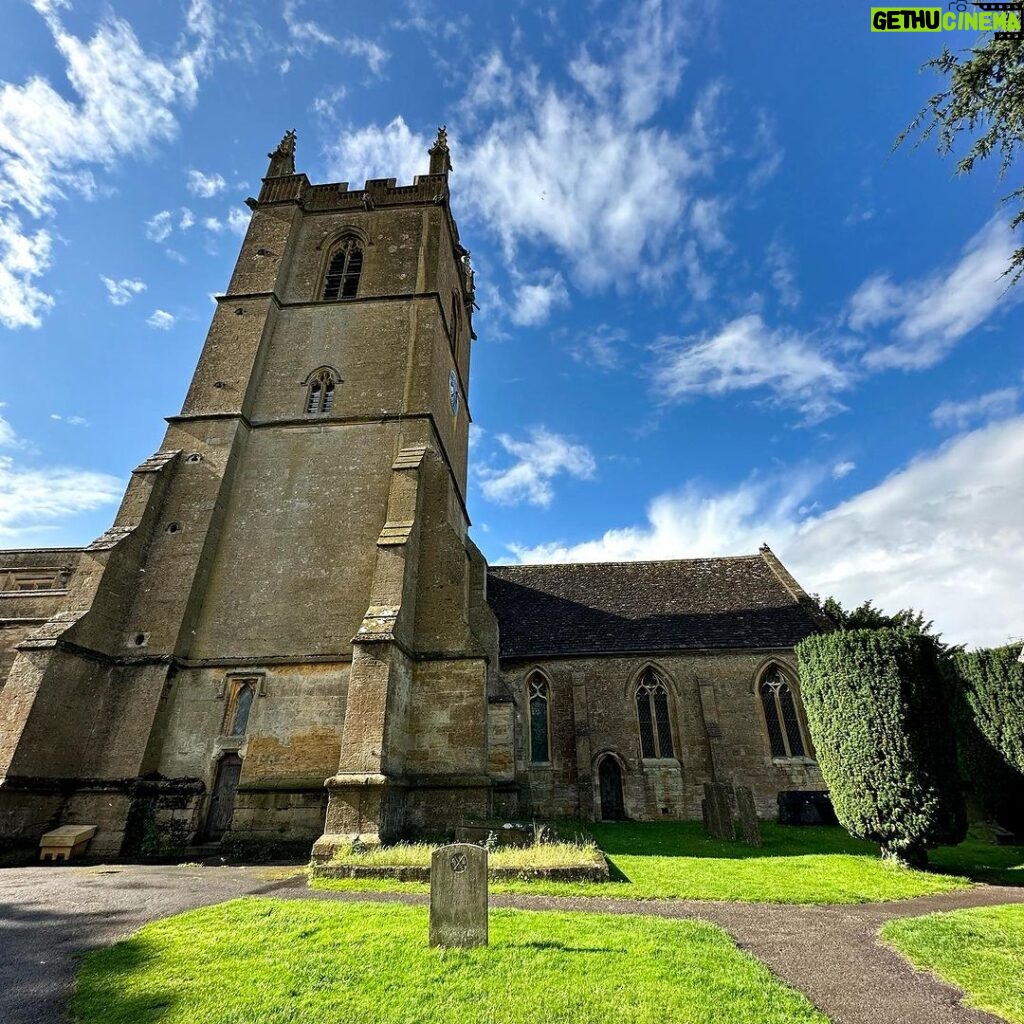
1,863,1021,1024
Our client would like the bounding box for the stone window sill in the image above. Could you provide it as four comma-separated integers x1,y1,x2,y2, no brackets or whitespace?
771,756,817,767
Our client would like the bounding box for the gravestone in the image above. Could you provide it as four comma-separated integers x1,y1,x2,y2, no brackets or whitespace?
734,786,762,847
703,782,735,841
429,843,488,947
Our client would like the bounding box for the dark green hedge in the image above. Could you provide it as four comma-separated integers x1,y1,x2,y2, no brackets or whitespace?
796,629,966,864
951,646,1024,774
946,646,1024,830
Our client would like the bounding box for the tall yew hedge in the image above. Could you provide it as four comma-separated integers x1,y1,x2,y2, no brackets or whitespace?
946,645,1024,830
796,629,966,866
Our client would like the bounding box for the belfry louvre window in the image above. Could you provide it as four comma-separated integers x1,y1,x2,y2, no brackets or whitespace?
528,673,550,763
322,239,363,300
636,670,674,759
305,369,336,415
760,667,808,758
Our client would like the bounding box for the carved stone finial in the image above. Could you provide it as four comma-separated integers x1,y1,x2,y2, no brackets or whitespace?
428,125,452,176
266,129,297,178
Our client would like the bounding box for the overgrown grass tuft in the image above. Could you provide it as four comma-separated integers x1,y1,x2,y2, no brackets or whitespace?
73,899,830,1024
882,904,1024,1023
327,838,602,871
312,822,976,904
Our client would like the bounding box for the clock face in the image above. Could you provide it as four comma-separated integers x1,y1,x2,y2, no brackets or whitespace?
449,369,459,416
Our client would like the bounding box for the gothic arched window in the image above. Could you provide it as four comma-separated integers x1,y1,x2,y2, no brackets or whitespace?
636,669,674,759
527,672,550,763
450,293,461,356
304,368,337,415
759,666,809,759
224,679,256,736
322,238,363,300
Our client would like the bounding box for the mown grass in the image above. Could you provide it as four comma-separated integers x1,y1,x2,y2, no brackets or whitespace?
311,822,978,904
930,839,1024,887
882,904,1024,1024
72,898,829,1024
327,837,603,871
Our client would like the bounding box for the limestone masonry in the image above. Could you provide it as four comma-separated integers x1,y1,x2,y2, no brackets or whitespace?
0,130,829,858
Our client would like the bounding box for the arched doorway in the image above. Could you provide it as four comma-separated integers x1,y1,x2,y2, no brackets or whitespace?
598,756,626,820
204,753,242,841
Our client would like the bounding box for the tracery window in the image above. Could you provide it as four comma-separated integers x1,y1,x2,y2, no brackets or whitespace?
305,368,337,415
636,669,674,759
759,666,809,759
527,673,550,763
322,238,363,300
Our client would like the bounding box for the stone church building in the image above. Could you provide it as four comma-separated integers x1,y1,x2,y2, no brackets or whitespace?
0,131,829,858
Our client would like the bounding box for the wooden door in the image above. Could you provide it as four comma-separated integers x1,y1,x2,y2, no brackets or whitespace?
205,753,242,841
598,757,626,820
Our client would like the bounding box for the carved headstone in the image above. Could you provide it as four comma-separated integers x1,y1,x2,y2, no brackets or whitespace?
703,782,735,841
735,786,762,847
429,843,488,947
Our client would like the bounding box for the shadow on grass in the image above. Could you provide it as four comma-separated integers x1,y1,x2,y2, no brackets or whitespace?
513,940,622,954
72,935,176,1024
929,839,1024,886
591,822,876,861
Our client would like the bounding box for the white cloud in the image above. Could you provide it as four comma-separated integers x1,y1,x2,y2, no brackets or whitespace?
832,460,856,480
508,417,1024,648
202,216,223,232
931,387,1019,431
227,207,249,235
282,0,389,73
690,197,729,252
653,314,852,422
100,275,146,306
571,325,626,371
766,240,800,308
186,169,226,198
179,207,195,230
49,413,89,426
0,216,53,328
324,116,430,186
747,110,783,189
145,210,174,243
0,1,215,327
146,309,175,330
0,411,18,447
477,427,596,507
850,217,1021,370
510,273,569,326
0,454,122,540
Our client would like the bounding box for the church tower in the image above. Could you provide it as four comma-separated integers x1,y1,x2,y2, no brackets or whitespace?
0,130,510,857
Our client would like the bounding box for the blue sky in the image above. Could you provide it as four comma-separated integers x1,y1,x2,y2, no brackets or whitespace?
1,0,1022,647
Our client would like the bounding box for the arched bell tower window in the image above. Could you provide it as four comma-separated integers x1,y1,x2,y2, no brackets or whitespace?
304,367,338,415
322,237,363,300
527,672,551,763
759,665,810,759
635,668,674,759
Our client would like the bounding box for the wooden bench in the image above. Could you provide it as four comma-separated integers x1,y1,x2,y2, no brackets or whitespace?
39,825,97,862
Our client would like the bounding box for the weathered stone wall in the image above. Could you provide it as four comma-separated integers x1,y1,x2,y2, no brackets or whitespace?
500,650,823,821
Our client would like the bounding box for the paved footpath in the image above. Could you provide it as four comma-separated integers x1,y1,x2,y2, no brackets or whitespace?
0,863,1022,1024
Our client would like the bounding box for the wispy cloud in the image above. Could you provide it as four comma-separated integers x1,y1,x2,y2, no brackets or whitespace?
850,217,1021,370
282,0,389,73
509,416,1024,647
186,168,226,197
570,325,626,371
145,211,174,243
0,1,216,328
766,240,800,308
931,386,1019,431
832,460,856,480
510,273,569,326
146,309,175,330
100,275,146,306
653,314,852,423
477,427,596,507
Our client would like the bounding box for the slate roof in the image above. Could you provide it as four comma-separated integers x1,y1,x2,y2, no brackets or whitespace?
486,547,829,659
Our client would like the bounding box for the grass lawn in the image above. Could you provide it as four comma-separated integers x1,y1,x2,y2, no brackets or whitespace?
311,822,976,904
881,904,1024,1024
72,898,830,1024
930,839,1024,887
